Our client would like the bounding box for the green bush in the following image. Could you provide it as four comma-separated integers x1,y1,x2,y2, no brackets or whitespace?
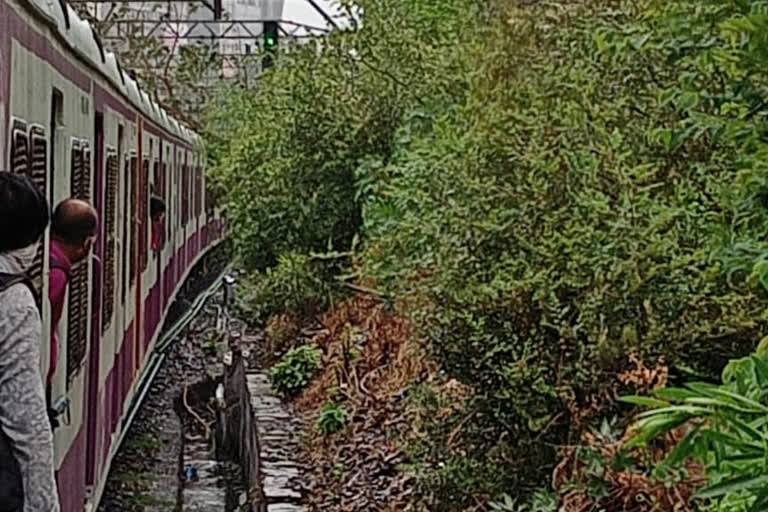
489,491,556,512
236,252,340,323
269,344,323,397
356,0,768,505
208,0,768,508
315,402,349,435
203,0,473,271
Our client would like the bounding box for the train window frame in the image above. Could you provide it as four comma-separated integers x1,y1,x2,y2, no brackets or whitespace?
163,161,170,241
140,157,149,272
196,165,202,217
153,159,161,196
176,159,182,229
122,153,134,302
10,119,28,176
101,148,119,334
128,155,138,285
66,138,91,385
181,162,188,226
27,125,48,297
81,143,91,196
70,138,82,194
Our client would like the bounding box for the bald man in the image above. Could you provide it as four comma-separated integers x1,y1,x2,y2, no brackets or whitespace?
48,199,98,395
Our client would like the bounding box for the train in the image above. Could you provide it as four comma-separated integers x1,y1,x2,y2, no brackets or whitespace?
0,0,226,509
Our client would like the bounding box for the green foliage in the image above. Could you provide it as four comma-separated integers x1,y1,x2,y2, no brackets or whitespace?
624,345,768,511
489,490,557,512
356,0,768,504
269,344,323,397
203,0,474,271
315,401,349,435
202,329,224,357
125,434,164,456
237,252,339,323
207,0,768,507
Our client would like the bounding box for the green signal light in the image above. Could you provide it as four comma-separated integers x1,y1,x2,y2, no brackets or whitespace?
265,36,275,47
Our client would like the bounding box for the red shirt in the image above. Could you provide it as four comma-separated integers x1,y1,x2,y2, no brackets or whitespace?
48,241,72,387
151,219,164,251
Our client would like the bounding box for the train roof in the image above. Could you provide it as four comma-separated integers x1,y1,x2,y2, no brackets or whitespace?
22,0,198,146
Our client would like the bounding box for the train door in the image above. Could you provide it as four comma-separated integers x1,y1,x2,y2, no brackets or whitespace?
85,111,104,489
132,119,144,383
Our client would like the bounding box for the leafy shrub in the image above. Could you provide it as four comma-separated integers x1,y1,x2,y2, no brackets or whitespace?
269,344,323,397
236,252,340,323
489,490,556,512
356,0,768,505
315,402,349,435
209,0,768,508
623,342,768,512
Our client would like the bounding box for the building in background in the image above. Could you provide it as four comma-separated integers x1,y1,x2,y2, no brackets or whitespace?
71,0,346,121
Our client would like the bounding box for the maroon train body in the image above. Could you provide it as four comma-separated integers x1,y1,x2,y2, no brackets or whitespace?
0,0,225,509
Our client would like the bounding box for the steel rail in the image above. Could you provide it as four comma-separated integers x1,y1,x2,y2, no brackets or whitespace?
113,263,232,455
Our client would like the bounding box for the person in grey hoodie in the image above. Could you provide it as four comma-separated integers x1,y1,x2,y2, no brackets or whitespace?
0,172,59,512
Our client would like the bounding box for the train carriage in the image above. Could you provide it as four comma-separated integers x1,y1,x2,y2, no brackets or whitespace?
0,0,225,509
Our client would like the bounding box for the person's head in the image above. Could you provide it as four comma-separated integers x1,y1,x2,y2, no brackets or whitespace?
0,172,49,266
150,196,166,223
51,199,98,264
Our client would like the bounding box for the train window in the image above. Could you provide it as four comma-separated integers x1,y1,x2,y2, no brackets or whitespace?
122,156,132,300
189,164,194,221
140,159,149,271
163,162,170,240
181,163,188,225
10,121,28,175
193,165,198,219
29,127,47,194
177,162,182,228
102,151,118,333
82,144,91,195
190,164,195,221
129,156,137,284
187,164,192,223
49,90,63,205
197,166,203,217
187,163,192,222
24,126,47,296
194,166,199,218
70,140,82,194
191,164,195,220
153,160,162,196
66,139,91,384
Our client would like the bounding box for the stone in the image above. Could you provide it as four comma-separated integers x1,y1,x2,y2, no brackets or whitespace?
268,504,307,512
263,482,302,500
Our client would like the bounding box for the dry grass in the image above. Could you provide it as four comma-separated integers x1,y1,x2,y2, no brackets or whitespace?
554,353,705,512
264,313,299,356
290,295,433,511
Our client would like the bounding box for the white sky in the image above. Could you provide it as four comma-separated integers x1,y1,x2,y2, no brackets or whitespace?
281,0,352,29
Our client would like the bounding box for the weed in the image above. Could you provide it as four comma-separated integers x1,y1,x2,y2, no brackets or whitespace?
202,330,223,357
269,344,322,397
315,401,348,435
489,490,556,512
125,434,164,455
112,470,155,486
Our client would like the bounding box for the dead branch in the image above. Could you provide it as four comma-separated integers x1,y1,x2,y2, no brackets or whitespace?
183,375,212,439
